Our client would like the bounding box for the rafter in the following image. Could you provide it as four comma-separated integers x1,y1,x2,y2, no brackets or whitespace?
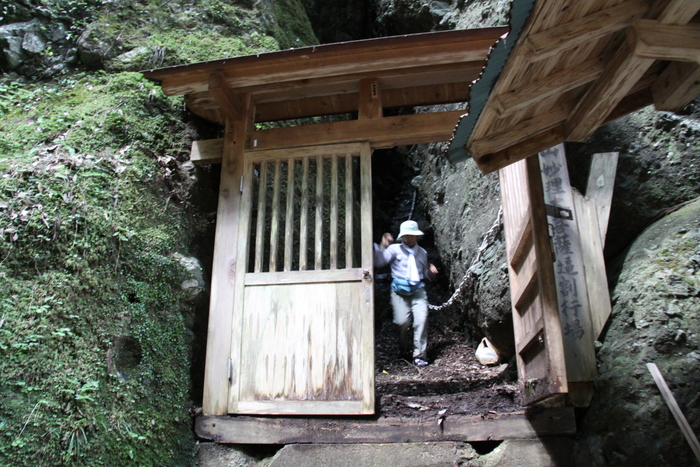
566,0,700,142
208,73,243,121
523,0,647,62
630,20,700,63
652,61,700,111
494,58,605,117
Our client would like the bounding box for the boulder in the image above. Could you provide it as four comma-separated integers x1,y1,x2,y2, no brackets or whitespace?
576,198,700,465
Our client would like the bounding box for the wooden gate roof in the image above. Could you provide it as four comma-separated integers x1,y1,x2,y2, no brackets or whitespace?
142,27,506,126
143,0,699,172
449,0,700,173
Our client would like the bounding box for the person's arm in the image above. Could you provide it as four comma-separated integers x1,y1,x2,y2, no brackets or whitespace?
373,233,395,268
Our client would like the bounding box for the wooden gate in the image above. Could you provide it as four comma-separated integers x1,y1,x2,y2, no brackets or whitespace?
499,155,568,405
228,142,375,415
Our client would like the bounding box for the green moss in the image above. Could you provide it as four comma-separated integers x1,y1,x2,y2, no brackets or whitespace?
272,0,319,49
0,72,202,466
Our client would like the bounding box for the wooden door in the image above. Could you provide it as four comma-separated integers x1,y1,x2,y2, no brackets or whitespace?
228,142,374,415
499,155,568,405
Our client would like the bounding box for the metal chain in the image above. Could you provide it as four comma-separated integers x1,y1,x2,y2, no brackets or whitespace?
428,206,503,312
407,189,417,220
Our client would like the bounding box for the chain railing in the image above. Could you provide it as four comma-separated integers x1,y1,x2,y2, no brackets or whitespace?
428,206,503,312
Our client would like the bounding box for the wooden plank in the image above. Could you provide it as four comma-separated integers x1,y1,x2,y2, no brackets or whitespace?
573,192,612,341
224,95,255,414
585,152,618,245
284,157,295,272
245,268,363,286
516,317,544,356
248,109,465,152
494,59,606,117
248,142,363,162
647,363,700,462
630,20,700,63
268,159,281,272
359,78,383,120
236,401,366,416
154,28,506,96
538,145,596,383
513,261,538,310
476,125,566,175
202,109,248,415
525,154,568,399
523,0,648,62
652,61,700,111
315,157,324,270
345,155,354,268
254,161,268,273
299,157,309,271
469,108,569,158
359,142,375,415
330,154,339,269
566,41,655,142
190,138,224,165
509,205,532,269
208,73,244,121
195,408,577,444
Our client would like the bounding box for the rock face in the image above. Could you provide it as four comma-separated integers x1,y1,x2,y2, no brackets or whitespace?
576,199,700,465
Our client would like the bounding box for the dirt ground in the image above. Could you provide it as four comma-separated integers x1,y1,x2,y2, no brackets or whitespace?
374,320,521,419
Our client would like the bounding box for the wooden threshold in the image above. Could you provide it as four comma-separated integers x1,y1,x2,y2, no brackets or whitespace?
195,407,575,444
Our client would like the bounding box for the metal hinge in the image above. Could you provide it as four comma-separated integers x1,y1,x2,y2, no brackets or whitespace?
544,204,573,220
227,358,232,381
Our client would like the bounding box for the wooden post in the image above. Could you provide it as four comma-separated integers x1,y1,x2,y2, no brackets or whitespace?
538,144,597,383
202,93,252,415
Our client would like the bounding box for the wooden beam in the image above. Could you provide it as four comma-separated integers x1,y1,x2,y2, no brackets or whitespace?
359,78,383,120
202,94,252,415
208,73,243,121
630,20,700,63
648,363,700,463
523,0,648,62
585,152,619,246
195,408,576,444
573,191,612,341
566,42,655,142
652,61,700,111
190,138,224,165
494,59,606,117
475,126,566,175
247,109,465,152
566,0,700,142
469,108,569,157
158,31,504,96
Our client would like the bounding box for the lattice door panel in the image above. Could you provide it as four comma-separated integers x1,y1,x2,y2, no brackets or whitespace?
228,142,374,415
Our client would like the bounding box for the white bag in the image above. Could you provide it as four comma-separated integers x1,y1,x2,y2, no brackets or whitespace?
475,337,499,365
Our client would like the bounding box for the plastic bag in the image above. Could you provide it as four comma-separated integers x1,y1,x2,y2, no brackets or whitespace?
475,337,499,365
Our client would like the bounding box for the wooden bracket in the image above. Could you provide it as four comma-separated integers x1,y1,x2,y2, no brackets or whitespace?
208,72,244,121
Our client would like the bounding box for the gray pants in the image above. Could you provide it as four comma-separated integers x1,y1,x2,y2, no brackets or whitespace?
390,288,429,359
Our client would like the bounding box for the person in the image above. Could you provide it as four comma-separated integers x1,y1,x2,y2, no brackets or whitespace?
374,220,438,366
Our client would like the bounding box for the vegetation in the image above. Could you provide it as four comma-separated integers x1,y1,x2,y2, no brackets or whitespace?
0,0,319,464
0,72,204,465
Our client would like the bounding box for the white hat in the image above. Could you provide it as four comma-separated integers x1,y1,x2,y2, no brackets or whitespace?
397,220,424,240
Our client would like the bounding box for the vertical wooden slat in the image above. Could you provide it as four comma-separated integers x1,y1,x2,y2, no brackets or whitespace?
345,155,354,269
330,154,339,269
315,156,324,270
284,158,295,272
254,161,268,273
299,157,309,271
359,142,374,414
269,159,281,272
